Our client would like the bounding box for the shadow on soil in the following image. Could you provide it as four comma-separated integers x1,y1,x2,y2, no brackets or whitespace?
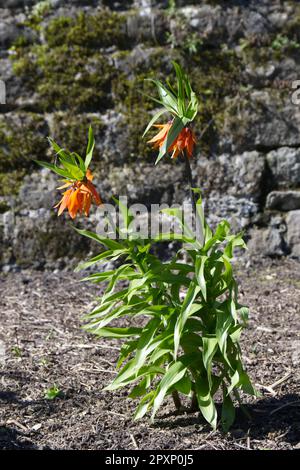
155,394,300,445
1,367,299,449
0,426,38,450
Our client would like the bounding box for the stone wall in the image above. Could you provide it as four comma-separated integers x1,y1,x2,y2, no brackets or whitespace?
1,0,300,269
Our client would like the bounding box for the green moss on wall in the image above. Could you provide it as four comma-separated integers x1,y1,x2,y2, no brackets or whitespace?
111,48,181,163
240,40,300,65
12,43,116,112
11,9,127,113
0,113,49,174
8,4,289,170
50,113,106,159
281,4,300,42
186,47,245,154
44,10,127,49
0,170,27,197
112,72,163,162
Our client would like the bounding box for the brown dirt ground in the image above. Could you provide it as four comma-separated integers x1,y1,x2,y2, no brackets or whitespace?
0,258,299,450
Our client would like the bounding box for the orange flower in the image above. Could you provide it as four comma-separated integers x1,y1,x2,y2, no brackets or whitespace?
147,122,172,149
169,127,196,159
54,169,102,219
148,123,196,159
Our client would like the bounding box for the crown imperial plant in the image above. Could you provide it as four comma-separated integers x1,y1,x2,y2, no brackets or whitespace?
37,62,257,431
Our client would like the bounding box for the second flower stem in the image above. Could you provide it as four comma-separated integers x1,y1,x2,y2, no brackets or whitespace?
184,154,197,216
184,154,204,246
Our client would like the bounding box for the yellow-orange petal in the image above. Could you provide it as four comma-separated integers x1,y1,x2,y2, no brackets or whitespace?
57,182,73,190
54,188,72,215
86,169,94,181
147,123,171,144
83,193,92,216
67,189,79,218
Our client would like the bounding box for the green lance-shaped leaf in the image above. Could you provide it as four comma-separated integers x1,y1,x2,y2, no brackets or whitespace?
104,264,136,295
221,389,236,432
129,376,152,399
202,335,218,390
91,327,143,338
150,345,173,364
146,79,179,115
117,340,139,369
105,318,161,390
227,368,240,395
174,282,201,358
227,364,258,397
134,391,155,420
72,152,86,174
80,270,115,284
35,160,71,179
106,361,164,392
127,274,153,301
229,292,237,324
239,370,259,396
85,125,95,169
151,360,187,421
222,257,233,286
73,227,126,252
88,303,138,332
229,324,243,344
59,158,85,180
216,309,234,369
47,137,71,162
181,332,203,356
161,207,201,248
195,376,218,430
173,374,192,396
202,220,231,253
173,61,185,115
238,305,249,326
142,108,169,138
224,232,247,259
185,91,199,121
195,255,207,301
75,249,122,272
100,287,129,306
112,196,134,231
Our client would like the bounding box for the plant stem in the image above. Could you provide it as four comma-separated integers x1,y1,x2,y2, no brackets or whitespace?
172,390,182,411
184,154,197,215
184,154,204,245
190,391,199,411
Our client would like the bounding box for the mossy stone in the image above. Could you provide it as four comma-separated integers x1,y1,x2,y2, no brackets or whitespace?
50,113,106,159
44,10,128,50
12,43,116,112
0,170,27,197
0,111,48,197
186,47,245,154
0,113,49,173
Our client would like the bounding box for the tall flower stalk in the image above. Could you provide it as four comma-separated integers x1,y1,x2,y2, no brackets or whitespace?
145,62,202,243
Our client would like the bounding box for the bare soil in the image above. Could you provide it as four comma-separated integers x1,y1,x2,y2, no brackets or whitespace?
0,258,299,450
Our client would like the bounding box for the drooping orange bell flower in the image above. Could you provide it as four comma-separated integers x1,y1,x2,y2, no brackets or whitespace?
148,123,196,159
169,127,196,159
54,169,102,219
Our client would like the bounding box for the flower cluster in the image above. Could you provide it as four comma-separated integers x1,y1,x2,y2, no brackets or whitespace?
148,122,196,159
36,127,101,220
55,169,101,219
